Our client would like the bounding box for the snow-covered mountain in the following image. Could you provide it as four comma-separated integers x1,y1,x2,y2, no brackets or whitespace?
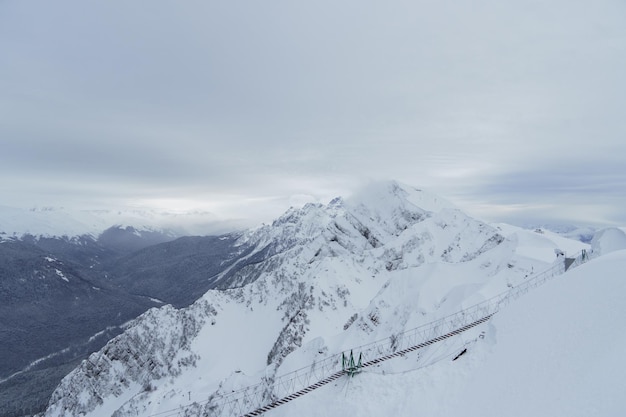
40,181,599,417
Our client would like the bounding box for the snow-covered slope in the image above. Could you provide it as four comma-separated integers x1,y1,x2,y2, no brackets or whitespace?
590,227,626,256
266,249,626,417
41,181,592,417
448,248,626,417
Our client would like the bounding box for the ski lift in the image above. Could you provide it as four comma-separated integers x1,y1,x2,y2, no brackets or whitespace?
342,350,362,377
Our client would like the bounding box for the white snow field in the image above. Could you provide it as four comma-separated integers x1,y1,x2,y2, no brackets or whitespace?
39,182,625,417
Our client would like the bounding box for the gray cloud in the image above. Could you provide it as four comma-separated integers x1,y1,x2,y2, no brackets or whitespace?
448,158,626,226
1,0,625,227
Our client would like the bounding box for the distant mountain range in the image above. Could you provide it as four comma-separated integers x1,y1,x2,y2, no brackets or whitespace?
0,206,243,239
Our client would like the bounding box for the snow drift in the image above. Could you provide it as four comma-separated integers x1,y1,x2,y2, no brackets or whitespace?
590,227,626,256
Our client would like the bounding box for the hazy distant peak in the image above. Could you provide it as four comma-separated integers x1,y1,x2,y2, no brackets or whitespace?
0,206,232,239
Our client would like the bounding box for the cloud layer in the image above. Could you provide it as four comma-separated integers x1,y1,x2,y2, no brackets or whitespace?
2,0,625,227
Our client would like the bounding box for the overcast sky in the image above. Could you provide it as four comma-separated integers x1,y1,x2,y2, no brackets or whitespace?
1,0,625,228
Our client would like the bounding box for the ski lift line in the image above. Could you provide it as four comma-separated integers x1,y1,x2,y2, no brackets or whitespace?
148,310,493,417
367,338,464,377
241,370,347,417
217,285,508,410
145,250,592,417
240,314,493,417
360,315,493,369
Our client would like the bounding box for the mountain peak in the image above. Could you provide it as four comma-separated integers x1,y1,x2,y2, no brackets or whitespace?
346,180,456,214
340,180,457,238
245,181,460,255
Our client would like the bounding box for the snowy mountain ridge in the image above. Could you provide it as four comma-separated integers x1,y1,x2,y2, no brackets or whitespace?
40,181,592,417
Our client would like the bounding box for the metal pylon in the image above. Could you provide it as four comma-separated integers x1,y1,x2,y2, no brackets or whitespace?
342,350,362,377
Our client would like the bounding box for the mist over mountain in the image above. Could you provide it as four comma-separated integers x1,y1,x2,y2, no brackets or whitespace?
0,206,241,240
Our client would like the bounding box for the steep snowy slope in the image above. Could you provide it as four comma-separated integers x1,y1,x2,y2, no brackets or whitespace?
265,249,626,417
448,248,626,417
41,181,589,417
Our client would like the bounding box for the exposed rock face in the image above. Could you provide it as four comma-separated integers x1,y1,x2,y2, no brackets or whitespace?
45,301,217,416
